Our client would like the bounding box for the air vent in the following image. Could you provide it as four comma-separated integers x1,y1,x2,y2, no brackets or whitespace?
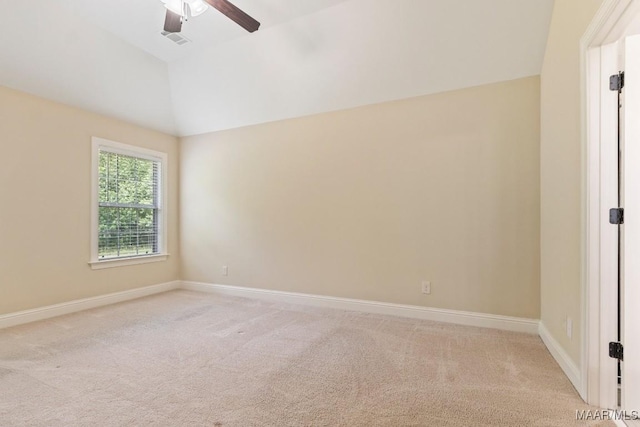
161,31,190,46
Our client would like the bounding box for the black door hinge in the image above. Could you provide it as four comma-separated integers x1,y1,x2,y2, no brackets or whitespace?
609,342,624,360
610,208,624,225
610,72,625,92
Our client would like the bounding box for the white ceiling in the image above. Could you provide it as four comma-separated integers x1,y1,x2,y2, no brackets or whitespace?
0,0,554,136
66,0,350,63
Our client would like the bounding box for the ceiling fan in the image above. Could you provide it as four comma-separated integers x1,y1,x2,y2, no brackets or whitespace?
160,0,260,34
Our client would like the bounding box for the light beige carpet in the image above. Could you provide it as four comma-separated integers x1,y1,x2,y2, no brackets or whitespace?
0,290,613,426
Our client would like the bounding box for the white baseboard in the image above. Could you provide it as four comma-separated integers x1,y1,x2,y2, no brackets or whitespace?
180,281,540,334
0,281,180,330
538,321,582,396
0,280,539,335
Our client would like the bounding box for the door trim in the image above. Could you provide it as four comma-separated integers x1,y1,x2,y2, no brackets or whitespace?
582,0,640,408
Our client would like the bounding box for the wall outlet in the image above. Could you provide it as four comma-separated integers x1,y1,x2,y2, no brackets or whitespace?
421,281,431,295
566,316,572,340
222,265,228,276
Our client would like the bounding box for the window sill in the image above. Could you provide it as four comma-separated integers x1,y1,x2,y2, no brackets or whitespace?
89,254,169,270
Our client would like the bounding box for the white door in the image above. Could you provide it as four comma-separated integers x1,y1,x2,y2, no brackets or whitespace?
622,34,640,420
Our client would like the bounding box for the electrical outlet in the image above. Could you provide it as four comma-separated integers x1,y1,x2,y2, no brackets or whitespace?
222,265,228,276
566,317,572,339
421,281,431,295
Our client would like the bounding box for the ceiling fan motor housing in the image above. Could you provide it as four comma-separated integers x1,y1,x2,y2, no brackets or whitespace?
161,0,261,34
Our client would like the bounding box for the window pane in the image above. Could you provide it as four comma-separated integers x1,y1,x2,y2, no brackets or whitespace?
98,152,109,203
107,163,118,203
116,156,136,204
98,151,158,207
138,162,157,206
98,206,158,259
98,148,160,259
98,207,119,258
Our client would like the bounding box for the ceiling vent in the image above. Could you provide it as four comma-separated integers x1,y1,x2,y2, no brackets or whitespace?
161,31,190,46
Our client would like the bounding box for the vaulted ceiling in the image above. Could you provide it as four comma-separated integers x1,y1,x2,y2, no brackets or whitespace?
0,0,554,136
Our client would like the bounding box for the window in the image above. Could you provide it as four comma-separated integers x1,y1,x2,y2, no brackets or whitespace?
90,138,168,269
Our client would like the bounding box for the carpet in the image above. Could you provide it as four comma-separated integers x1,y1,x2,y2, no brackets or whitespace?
0,290,614,426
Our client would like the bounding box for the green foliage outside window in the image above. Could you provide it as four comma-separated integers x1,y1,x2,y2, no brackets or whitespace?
98,151,159,259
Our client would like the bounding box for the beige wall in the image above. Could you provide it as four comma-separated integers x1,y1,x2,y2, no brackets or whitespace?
0,86,180,315
181,77,541,318
540,0,603,364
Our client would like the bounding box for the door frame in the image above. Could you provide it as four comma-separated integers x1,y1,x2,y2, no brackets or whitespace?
583,0,640,408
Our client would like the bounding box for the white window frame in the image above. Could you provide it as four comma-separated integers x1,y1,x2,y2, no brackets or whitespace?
89,137,169,269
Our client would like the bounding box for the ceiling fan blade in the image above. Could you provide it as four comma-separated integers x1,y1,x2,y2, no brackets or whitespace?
203,0,260,33
164,9,183,33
